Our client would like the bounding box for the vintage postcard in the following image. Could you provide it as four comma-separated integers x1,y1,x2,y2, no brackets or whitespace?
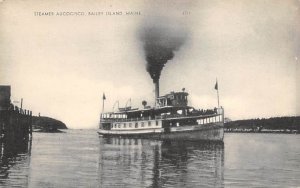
0,0,299,187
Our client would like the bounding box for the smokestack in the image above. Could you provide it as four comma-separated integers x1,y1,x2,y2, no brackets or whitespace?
138,16,188,105
155,81,159,100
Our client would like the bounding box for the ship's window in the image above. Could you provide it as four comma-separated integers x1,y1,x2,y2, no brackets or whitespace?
141,122,144,127
177,110,183,115
124,123,126,128
129,123,132,127
118,124,121,128
135,123,138,128
156,121,159,126
148,121,151,126
114,124,117,128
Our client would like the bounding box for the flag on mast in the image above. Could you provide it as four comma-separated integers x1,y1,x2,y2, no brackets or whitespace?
215,78,220,107
215,80,218,90
102,93,106,112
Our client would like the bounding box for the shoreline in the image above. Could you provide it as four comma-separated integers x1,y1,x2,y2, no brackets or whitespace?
33,129,66,133
224,129,299,134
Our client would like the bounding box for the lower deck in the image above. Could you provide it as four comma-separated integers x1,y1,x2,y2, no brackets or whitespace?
98,122,224,141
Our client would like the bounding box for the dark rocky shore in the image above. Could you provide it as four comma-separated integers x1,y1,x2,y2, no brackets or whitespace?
32,116,67,133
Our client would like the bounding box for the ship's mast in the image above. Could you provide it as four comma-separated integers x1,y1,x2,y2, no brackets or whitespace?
154,81,159,101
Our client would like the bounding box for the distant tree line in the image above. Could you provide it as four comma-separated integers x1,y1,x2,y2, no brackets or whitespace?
225,116,300,132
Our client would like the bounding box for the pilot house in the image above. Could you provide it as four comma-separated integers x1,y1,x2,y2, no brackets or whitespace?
156,91,188,107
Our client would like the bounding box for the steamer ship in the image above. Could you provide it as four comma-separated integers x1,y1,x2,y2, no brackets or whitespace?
98,82,224,141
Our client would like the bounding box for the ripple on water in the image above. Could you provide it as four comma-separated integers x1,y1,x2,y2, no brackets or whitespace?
0,130,299,187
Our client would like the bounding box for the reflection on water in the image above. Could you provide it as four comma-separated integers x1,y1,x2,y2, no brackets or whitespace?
0,139,31,187
0,131,299,187
98,137,224,187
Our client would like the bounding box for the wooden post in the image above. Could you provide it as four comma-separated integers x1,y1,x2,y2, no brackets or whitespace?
30,111,32,136
21,98,23,109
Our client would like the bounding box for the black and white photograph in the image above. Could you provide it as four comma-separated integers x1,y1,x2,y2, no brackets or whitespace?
0,0,299,187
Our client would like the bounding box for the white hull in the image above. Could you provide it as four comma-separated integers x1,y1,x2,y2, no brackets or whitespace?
98,122,224,141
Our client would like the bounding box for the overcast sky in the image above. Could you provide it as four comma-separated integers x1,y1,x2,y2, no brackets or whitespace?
1,0,299,129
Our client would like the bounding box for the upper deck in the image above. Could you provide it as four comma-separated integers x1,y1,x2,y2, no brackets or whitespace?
101,106,223,122
100,90,224,124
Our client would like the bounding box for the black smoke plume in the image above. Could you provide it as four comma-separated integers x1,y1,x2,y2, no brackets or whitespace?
139,20,188,83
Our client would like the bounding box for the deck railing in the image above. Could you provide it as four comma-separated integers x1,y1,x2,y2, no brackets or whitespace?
101,108,224,123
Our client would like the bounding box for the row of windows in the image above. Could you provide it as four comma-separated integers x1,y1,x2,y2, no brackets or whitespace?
197,116,222,124
113,121,159,129
101,113,127,119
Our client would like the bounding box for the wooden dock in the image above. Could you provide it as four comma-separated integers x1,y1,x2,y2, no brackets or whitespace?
0,86,32,143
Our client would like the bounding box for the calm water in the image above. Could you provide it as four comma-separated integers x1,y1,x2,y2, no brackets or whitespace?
0,130,299,187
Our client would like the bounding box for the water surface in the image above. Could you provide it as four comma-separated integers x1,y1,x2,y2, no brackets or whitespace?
0,130,299,187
